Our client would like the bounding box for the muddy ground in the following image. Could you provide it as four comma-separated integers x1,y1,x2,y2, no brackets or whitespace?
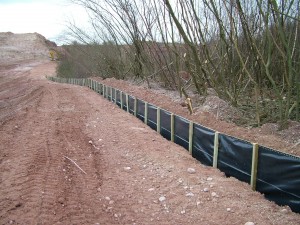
0,60,300,225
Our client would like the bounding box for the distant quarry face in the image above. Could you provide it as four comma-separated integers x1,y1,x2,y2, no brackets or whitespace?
0,32,56,64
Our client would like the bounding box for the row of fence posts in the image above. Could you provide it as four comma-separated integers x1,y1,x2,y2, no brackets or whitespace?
84,78,261,191
46,77,261,191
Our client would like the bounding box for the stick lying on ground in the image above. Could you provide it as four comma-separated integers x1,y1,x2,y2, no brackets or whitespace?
63,156,87,175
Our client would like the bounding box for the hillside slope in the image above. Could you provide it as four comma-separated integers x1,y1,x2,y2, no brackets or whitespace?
0,32,56,64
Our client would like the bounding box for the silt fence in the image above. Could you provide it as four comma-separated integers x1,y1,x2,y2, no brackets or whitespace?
47,76,300,213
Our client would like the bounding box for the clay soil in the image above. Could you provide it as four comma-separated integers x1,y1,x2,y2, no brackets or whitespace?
0,59,299,225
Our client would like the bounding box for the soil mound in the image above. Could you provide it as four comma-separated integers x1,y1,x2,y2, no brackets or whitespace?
0,32,56,64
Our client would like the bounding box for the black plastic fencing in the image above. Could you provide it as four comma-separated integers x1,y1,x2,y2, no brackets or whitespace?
47,77,300,213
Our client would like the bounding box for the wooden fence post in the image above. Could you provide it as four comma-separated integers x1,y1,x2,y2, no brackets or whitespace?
111,87,113,102
171,113,175,142
157,108,161,134
126,94,129,112
251,143,259,191
106,86,109,99
213,132,220,168
134,98,137,116
144,102,148,124
120,91,123,109
189,121,194,155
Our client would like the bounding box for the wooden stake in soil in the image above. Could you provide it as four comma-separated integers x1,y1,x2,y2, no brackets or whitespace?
126,94,129,112
157,108,161,134
251,143,259,191
111,87,113,102
144,102,148,124
189,121,194,155
120,91,123,109
213,132,220,168
106,85,109,99
134,98,137,116
171,113,175,142
63,156,87,175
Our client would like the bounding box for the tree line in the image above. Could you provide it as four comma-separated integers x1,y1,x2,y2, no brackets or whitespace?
58,0,300,129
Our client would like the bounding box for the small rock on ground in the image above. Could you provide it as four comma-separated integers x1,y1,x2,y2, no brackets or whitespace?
244,222,255,225
187,168,196,174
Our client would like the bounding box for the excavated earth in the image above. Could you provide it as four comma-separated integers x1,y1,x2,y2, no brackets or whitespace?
0,33,300,225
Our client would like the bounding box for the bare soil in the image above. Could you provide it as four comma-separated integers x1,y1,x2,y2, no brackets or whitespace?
0,60,300,225
1,32,300,224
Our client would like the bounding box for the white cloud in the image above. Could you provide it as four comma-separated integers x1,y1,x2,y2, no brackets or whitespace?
0,0,89,44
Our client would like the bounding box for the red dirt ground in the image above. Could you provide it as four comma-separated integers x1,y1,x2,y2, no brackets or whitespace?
1,60,300,225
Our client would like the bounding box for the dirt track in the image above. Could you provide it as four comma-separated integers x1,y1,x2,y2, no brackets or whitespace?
1,61,300,224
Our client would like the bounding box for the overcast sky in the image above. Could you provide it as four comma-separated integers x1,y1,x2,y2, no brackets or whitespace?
0,0,89,45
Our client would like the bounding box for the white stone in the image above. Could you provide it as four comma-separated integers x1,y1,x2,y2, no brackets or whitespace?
105,196,110,201
181,210,186,214
187,168,196,174
124,167,131,171
281,208,288,213
203,188,209,192
207,177,213,181
244,222,255,225
211,192,217,197
159,196,166,202
226,208,231,212
186,192,194,197
148,188,155,192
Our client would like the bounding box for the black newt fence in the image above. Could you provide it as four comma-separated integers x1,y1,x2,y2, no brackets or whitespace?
47,76,300,213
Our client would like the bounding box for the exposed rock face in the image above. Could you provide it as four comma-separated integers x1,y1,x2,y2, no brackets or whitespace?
0,32,57,64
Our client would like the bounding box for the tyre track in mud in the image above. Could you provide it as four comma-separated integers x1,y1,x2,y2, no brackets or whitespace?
0,63,105,224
